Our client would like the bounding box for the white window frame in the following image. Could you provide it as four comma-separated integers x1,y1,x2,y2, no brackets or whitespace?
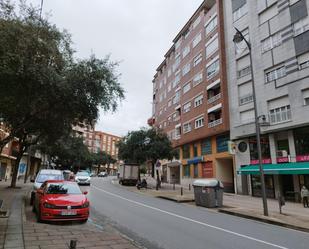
205,15,217,35
233,3,248,22
194,94,203,107
193,72,203,87
183,82,191,94
193,53,203,67
205,36,218,58
182,63,191,76
293,17,309,36
261,32,282,53
183,102,191,113
269,105,291,124
265,66,286,83
193,33,202,48
182,45,190,58
206,59,220,79
195,116,204,129
183,122,192,133
192,15,201,29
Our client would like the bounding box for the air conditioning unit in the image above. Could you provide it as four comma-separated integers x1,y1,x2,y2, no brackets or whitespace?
277,150,288,157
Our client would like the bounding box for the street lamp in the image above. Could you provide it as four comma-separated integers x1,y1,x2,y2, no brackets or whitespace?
233,28,269,216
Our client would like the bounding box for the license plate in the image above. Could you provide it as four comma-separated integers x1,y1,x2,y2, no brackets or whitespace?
61,210,77,216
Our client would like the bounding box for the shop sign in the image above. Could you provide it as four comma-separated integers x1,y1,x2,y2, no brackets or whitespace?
277,157,289,163
250,158,272,165
296,155,309,162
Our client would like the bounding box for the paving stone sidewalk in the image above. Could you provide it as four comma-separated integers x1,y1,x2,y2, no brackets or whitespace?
0,181,140,249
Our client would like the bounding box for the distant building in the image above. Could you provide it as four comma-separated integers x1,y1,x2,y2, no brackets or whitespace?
149,0,235,192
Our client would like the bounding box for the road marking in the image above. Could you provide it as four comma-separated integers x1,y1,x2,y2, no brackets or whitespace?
92,184,289,249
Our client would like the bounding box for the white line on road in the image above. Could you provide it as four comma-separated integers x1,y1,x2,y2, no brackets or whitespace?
92,184,289,249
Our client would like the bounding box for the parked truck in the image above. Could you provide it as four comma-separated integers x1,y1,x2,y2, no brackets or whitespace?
118,163,139,186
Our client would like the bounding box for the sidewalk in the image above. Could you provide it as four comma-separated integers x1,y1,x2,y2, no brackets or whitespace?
0,180,140,249
127,177,309,232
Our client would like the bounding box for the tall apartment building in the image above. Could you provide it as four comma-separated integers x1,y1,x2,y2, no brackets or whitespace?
224,0,309,200
149,0,235,192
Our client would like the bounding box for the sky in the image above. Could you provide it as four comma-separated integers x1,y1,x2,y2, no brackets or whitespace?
31,0,203,137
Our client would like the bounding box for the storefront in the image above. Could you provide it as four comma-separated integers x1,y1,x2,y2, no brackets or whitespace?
238,162,309,200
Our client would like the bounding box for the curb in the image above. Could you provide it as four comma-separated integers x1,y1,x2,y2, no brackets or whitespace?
218,209,309,233
157,196,195,203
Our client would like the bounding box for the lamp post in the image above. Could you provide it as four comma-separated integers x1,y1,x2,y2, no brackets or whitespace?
233,28,269,216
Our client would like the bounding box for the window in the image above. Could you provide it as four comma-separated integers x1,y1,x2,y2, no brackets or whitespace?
205,16,217,35
193,33,202,48
173,90,181,104
259,4,278,24
159,81,163,89
182,45,190,58
237,66,251,78
175,126,181,138
195,116,204,129
192,15,201,29
193,72,203,87
183,82,191,94
240,109,255,124
168,100,172,107
194,95,203,107
261,32,282,53
216,135,229,153
206,37,218,58
184,28,190,39
269,105,291,124
167,83,171,92
265,66,286,82
183,102,191,113
201,139,212,155
173,70,181,88
183,122,192,133
206,59,220,79
168,69,172,77
239,94,253,105
293,17,309,36
172,53,181,72
303,89,309,105
193,143,198,157
175,38,182,50
182,144,190,159
193,53,203,67
300,60,309,69
233,3,248,21
298,52,309,69
182,63,191,76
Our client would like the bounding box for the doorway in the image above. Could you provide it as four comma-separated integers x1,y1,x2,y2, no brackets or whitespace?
281,175,294,201
216,158,235,193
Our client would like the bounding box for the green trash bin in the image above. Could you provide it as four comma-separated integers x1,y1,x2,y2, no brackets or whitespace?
193,179,224,208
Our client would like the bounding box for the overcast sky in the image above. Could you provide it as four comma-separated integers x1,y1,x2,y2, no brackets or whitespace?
34,0,202,137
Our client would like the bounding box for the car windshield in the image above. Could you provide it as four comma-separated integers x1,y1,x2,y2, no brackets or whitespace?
76,172,89,176
45,183,82,194
36,174,63,183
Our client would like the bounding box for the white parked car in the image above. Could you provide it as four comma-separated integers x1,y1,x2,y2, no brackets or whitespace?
30,169,64,205
75,171,91,185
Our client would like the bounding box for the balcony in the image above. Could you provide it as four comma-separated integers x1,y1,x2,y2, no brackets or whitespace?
207,93,221,104
208,118,222,128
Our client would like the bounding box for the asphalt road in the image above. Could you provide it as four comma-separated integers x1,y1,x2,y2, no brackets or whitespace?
86,177,309,249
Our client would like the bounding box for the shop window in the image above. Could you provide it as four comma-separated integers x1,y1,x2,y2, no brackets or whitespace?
249,136,271,160
294,127,309,155
251,175,275,198
193,143,198,157
201,139,212,155
194,164,199,178
182,144,190,159
216,135,229,153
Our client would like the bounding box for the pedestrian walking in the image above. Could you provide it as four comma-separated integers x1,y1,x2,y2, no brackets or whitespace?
300,185,309,208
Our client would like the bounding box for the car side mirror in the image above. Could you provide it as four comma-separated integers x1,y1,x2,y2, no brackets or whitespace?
83,191,88,195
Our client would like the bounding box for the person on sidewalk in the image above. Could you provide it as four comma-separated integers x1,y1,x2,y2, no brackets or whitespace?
300,185,309,208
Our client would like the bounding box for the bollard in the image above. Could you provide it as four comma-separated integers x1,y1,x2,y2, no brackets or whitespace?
69,240,77,249
189,184,191,191
181,187,183,196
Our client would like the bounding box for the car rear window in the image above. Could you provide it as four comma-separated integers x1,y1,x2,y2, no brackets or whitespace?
36,174,63,183
46,183,82,194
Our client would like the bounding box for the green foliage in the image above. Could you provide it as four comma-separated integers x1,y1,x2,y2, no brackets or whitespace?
0,1,124,186
117,127,177,165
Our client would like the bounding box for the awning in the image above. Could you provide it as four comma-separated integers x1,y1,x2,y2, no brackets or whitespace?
237,162,309,175
187,156,204,164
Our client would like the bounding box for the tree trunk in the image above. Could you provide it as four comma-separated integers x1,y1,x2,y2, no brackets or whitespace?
10,152,23,188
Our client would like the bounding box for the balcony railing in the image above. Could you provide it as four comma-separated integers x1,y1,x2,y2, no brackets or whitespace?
207,93,221,104
208,118,223,128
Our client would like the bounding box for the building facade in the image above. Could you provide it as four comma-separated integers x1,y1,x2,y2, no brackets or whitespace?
224,0,309,200
150,0,235,192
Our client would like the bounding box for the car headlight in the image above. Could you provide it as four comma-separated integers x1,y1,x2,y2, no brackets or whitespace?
81,202,89,208
43,202,56,209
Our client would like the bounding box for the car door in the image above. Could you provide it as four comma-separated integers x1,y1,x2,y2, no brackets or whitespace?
35,182,46,211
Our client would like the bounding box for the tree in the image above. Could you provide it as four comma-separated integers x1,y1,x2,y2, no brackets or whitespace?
117,127,178,188
0,1,124,187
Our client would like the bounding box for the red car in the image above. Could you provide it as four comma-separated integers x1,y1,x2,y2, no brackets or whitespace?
33,180,89,222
